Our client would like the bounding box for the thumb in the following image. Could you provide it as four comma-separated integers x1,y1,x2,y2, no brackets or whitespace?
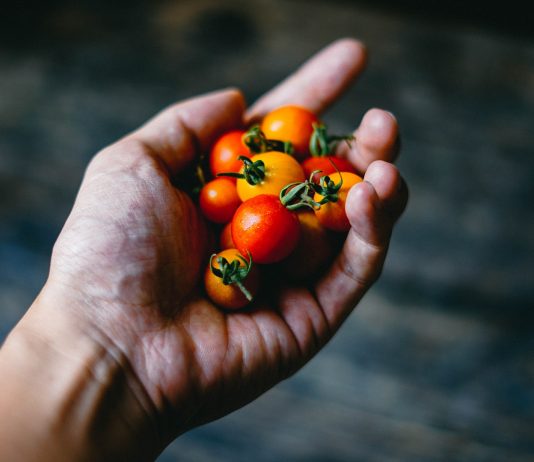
129,88,246,175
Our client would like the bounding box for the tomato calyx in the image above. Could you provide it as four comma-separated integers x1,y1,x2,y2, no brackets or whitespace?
280,170,344,211
217,156,266,185
279,178,318,211
243,125,294,155
209,251,255,302
314,172,344,203
309,123,354,157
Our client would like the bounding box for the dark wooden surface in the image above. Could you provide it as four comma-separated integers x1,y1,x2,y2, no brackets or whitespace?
1,1,533,461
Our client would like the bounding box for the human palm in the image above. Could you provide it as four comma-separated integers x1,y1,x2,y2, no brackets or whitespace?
40,40,406,448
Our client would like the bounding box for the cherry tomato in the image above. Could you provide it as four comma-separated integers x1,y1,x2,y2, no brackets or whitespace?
235,152,305,202
301,156,357,182
314,172,363,232
260,106,319,159
199,178,241,224
219,222,235,249
209,130,252,180
232,194,301,264
204,249,259,310
281,211,333,281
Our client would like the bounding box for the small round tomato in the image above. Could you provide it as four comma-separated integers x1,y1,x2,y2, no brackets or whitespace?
232,194,301,264
301,156,357,182
219,222,235,249
260,106,319,159
209,130,252,179
204,249,259,310
234,152,305,202
314,172,363,232
281,211,333,281
199,178,241,224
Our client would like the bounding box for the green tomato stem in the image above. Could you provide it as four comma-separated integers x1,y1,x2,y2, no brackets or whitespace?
209,252,255,303
309,122,355,156
243,125,294,154
234,280,253,302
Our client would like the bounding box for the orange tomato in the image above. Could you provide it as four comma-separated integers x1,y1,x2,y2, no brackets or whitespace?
204,249,259,310
281,211,333,280
209,130,252,180
314,172,362,232
260,106,319,159
219,222,235,249
199,178,241,224
235,152,305,202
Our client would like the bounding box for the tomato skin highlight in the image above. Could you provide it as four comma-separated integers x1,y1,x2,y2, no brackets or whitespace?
235,152,305,202
281,211,333,281
260,106,319,159
204,249,259,310
199,178,241,224
232,194,301,264
314,172,363,232
209,130,252,180
301,156,356,182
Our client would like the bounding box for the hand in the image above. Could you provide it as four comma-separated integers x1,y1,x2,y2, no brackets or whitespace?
0,39,407,461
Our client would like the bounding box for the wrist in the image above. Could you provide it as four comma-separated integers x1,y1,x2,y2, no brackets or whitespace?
0,287,161,461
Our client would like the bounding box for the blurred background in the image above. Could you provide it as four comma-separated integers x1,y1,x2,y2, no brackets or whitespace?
1,0,533,460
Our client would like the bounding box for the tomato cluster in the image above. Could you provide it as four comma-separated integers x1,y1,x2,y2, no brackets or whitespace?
197,105,361,310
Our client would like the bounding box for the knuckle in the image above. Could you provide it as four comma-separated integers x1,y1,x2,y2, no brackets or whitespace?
85,137,154,178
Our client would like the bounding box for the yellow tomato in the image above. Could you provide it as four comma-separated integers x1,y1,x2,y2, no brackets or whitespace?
236,152,305,202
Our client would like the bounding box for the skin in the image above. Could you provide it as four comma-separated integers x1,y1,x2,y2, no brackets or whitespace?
0,38,407,461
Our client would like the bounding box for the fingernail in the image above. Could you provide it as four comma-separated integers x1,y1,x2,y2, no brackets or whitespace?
385,111,397,122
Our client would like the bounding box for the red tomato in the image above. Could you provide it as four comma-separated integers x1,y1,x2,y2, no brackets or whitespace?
199,178,241,223
281,211,333,281
314,172,363,232
209,130,252,179
204,249,259,309
219,222,235,249
232,194,301,264
301,156,357,182
260,106,319,159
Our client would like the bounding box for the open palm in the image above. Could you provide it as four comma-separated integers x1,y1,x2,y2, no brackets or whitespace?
41,39,406,450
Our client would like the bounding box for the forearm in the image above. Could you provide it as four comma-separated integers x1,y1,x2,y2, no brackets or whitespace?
0,292,160,462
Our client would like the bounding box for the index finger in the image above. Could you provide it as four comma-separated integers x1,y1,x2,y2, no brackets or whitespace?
246,38,367,123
